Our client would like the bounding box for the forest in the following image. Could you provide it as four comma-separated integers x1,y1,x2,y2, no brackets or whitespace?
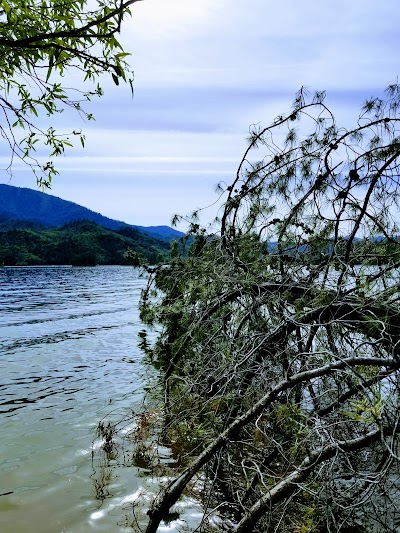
0,219,169,266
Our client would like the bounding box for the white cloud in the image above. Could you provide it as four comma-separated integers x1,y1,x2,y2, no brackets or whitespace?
132,0,221,39
1,0,399,228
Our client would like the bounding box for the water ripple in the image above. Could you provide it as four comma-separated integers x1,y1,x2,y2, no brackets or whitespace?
0,266,157,533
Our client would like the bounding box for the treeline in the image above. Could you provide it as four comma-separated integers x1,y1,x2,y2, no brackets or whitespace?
0,219,170,266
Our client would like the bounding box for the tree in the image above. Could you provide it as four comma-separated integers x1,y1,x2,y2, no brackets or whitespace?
139,86,400,532
0,0,139,186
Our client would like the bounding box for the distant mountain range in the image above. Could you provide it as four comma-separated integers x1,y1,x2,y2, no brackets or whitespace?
0,184,184,266
0,184,184,241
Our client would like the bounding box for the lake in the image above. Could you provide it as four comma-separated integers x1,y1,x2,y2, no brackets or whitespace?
0,266,201,533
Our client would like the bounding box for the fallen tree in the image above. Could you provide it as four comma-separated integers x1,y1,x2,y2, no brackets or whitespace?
140,86,400,533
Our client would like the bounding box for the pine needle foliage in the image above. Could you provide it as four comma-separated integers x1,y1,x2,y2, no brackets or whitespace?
140,87,400,533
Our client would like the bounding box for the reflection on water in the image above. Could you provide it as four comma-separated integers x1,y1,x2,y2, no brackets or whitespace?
0,266,169,533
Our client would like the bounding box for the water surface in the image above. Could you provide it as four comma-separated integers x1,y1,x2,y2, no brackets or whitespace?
0,266,161,533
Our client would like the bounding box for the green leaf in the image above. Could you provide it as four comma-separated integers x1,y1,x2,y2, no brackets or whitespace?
1,0,134,188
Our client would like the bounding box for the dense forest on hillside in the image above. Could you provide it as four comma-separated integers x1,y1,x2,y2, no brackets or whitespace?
0,220,170,266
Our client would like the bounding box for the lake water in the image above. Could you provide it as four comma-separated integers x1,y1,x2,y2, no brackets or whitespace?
0,266,201,533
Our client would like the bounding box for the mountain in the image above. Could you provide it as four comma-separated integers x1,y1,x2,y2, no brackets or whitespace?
0,184,184,241
134,225,184,241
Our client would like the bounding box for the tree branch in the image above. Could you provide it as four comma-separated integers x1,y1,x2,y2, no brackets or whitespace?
0,0,142,47
144,357,399,533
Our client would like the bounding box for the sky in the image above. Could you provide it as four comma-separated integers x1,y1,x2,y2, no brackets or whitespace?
1,0,400,231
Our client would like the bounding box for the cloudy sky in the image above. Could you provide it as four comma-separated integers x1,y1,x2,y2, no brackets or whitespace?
1,0,399,230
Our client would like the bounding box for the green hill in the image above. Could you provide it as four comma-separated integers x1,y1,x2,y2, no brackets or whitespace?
0,219,170,266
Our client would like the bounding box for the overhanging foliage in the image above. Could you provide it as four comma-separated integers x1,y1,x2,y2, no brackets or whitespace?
0,0,138,185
